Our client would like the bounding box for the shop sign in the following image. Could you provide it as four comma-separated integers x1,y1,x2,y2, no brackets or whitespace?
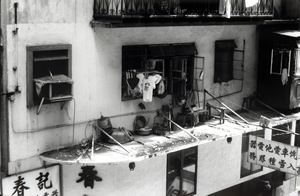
248,135,300,175
2,165,60,196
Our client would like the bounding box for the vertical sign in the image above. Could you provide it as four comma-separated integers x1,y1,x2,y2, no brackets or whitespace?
248,135,300,175
2,165,61,196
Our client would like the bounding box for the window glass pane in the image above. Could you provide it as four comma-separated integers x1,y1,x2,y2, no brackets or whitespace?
182,147,197,195
282,50,290,70
214,40,235,83
167,147,197,196
272,123,292,145
271,49,282,74
167,151,181,195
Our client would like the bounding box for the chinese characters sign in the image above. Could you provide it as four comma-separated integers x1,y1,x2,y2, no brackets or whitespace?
2,165,60,196
248,135,300,175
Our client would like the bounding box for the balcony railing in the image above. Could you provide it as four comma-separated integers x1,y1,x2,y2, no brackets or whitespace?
93,0,274,23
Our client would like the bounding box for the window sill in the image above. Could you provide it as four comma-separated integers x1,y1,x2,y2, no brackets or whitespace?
90,18,298,28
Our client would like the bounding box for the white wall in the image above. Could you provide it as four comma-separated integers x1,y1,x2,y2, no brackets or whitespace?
62,155,166,196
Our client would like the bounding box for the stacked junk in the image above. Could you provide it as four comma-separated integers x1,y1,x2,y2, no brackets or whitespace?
96,104,207,145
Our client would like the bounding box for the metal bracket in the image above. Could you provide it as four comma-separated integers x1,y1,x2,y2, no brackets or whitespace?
0,91,17,101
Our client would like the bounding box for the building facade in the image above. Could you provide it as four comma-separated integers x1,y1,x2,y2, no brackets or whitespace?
1,0,300,195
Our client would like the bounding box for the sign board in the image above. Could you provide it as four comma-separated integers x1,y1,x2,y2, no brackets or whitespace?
248,135,300,175
2,165,61,196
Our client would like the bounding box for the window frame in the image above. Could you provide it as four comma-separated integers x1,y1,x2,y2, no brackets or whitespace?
26,44,72,107
214,40,236,83
270,48,291,76
167,146,198,196
121,43,197,101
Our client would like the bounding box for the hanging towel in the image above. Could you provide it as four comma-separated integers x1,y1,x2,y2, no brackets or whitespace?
219,0,231,18
136,73,145,93
219,0,226,14
281,68,288,85
245,0,259,7
157,80,165,95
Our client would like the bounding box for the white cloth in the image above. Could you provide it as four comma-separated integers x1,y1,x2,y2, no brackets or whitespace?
157,80,165,95
245,0,259,7
136,73,145,93
153,74,162,85
281,68,288,85
142,76,156,102
219,0,231,18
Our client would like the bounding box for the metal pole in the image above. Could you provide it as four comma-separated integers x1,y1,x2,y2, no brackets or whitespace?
162,114,199,142
204,89,250,124
94,125,134,157
0,0,9,179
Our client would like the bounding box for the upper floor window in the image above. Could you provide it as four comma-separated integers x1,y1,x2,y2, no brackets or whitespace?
122,43,198,101
270,49,291,76
214,40,237,83
27,45,73,109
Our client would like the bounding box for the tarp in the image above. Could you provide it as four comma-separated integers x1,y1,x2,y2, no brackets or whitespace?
33,74,73,96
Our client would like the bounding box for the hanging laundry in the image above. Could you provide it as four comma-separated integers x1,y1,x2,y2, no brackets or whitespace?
142,74,162,102
142,76,156,102
281,68,288,85
245,0,259,7
136,73,145,93
219,0,231,18
154,74,162,85
157,80,165,95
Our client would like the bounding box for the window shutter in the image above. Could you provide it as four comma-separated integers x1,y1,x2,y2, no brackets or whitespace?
214,40,236,83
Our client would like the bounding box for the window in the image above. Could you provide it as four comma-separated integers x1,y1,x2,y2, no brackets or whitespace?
214,40,237,83
272,123,292,145
27,45,72,107
270,49,291,75
241,131,263,178
122,43,197,101
167,146,197,196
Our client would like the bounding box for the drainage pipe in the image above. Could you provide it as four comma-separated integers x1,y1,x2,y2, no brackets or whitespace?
0,0,9,178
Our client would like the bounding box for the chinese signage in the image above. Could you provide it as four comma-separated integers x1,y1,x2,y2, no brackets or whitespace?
2,165,60,196
248,135,300,175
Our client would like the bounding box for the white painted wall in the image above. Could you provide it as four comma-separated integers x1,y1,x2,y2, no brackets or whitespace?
4,0,265,195
62,155,166,196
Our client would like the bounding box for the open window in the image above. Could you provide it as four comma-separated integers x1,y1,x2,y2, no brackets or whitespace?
167,146,197,196
270,49,291,75
122,43,198,101
27,45,73,111
214,40,237,83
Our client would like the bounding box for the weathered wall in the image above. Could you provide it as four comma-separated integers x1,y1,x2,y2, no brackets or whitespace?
4,0,262,195
62,155,166,196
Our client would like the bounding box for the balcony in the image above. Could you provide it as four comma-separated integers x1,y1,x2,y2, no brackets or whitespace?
92,0,276,27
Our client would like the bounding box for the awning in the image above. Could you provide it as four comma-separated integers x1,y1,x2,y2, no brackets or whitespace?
274,30,300,38
38,105,300,165
33,74,73,97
